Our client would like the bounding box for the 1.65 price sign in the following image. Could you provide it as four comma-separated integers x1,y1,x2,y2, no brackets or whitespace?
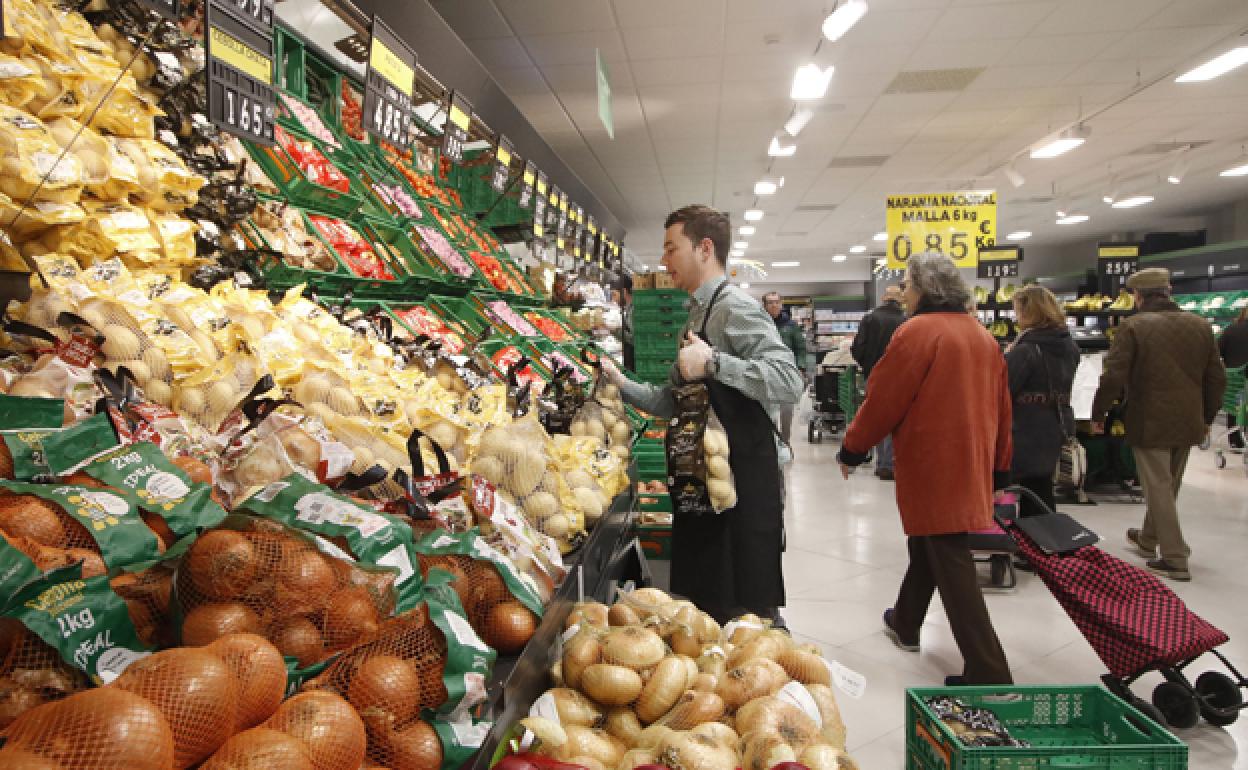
363,17,416,148
204,0,275,145
886,190,997,269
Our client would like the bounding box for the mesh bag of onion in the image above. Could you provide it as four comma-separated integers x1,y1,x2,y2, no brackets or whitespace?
0,392,69,481
302,570,496,768
413,529,543,655
0,617,90,730
237,473,423,613
172,514,398,666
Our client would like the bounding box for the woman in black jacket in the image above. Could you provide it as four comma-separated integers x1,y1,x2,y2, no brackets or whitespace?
1218,306,1248,448
1005,285,1081,518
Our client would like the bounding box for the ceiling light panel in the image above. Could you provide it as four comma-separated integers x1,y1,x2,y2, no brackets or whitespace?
1176,47,1248,83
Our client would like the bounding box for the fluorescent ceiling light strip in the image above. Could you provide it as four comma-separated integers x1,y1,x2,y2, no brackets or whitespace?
784,109,814,137
873,232,887,241
772,261,800,267
1031,137,1085,159
734,241,749,249
754,181,778,195
832,254,847,262
822,0,868,42
1220,161,1248,177
1111,196,1154,209
1056,214,1089,225
744,209,764,221
849,245,866,253
768,136,797,157
1176,46,1248,83
1006,231,1031,241
791,63,835,100
738,226,755,236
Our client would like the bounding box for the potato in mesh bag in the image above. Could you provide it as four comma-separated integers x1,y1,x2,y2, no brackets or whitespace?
116,139,205,212
0,52,42,108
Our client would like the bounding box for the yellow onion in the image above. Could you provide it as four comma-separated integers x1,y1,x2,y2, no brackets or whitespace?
669,626,702,658
658,690,726,730
566,602,609,630
521,716,568,755
690,673,717,692
726,614,765,646
617,748,657,770
607,603,641,627
677,656,700,689
657,730,739,770
696,648,726,680
741,731,799,770
632,724,676,751
635,656,690,724
729,631,793,667
735,696,819,748
690,721,739,750
715,659,788,711
777,648,831,687
694,613,721,645
603,707,642,746
806,684,848,750
563,629,602,689
800,743,859,770
581,664,643,706
601,627,666,670
549,688,603,728
559,726,626,767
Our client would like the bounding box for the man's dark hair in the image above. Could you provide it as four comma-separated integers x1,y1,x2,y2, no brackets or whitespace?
664,205,731,266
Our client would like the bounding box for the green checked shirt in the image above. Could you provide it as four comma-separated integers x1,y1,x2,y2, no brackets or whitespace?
619,276,804,422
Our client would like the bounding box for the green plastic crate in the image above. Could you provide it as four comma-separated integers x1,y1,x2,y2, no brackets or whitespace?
477,338,552,389
429,295,493,338
246,127,363,220
633,305,690,326
906,685,1186,770
526,339,591,386
303,214,408,299
634,357,674,384
637,523,672,561
633,289,688,308
239,212,354,295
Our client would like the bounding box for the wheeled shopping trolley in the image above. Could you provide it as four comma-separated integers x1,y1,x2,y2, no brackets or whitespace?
1000,487,1247,730
807,363,848,443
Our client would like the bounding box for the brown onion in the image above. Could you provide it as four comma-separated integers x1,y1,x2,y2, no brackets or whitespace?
348,656,421,726
580,664,642,706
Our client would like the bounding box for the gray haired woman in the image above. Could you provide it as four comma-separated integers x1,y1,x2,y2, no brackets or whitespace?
837,252,1014,685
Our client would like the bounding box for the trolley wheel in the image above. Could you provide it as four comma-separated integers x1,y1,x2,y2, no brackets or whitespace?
1195,671,1243,726
1200,435,1212,451
1217,451,1227,469
1152,681,1201,729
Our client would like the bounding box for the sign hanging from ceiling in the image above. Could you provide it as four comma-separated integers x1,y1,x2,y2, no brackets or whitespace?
1098,243,1140,283
204,0,276,145
519,161,536,209
491,134,513,193
441,90,473,165
977,245,1022,280
363,16,416,148
532,172,548,237
885,190,997,269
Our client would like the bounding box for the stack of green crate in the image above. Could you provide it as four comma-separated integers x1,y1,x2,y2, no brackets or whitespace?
632,289,689,383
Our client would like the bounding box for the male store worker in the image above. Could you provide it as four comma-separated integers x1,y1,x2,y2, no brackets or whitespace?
601,204,804,625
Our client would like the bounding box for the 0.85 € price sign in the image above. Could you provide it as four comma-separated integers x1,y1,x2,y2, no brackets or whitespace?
886,191,997,269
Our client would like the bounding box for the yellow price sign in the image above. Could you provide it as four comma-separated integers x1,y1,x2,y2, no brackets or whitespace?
885,190,997,269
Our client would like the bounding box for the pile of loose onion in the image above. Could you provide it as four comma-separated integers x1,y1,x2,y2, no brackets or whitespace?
523,591,857,770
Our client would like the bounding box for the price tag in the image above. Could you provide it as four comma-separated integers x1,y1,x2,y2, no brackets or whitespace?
491,135,513,194
519,161,536,209
363,16,416,148
533,171,548,237
1098,243,1140,283
977,245,1021,280
825,659,867,699
204,0,276,145
136,0,180,19
442,90,473,165
558,193,569,236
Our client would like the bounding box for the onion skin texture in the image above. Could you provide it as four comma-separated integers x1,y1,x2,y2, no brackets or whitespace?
604,707,643,746
200,728,315,770
206,634,287,731
580,664,643,706
566,602,609,629
347,655,422,726
3,688,176,770
735,696,819,748
777,648,831,686
635,656,689,724
549,688,604,727
689,722,739,750
264,692,367,770
187,530,258,600
601,627,665,670
377,718,443,770
562,630,602,690
728,631,792,668
557,726,626,768
607,603,640,627
806,684,849,751
617,748,658,770
741,731,799,770
657,690,725,730
714,659,788,711
656,730,738,770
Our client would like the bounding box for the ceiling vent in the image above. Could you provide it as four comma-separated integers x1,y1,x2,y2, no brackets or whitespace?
1127,140,1210,156
827,155,889,169
885,68,984,94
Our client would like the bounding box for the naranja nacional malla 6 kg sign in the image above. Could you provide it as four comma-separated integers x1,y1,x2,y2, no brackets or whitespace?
885,191,998,270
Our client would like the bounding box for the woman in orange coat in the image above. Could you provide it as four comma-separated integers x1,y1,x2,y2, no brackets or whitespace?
837,251,1014,685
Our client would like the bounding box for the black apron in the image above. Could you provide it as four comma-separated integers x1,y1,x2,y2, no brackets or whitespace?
669,281,786,622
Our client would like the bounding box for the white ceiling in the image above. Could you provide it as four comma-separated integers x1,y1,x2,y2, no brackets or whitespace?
431,0,1248,283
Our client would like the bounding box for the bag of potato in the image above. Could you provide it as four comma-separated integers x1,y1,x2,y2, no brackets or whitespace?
116,139,205,212
540,365,585,436
237,473,423,613
3,315,101,423
214,385,309,506
301,571,496,768
2,564,153,685
464,475,565,598
0,104,84,205
0,192,85,241
0,51,42,108
666,383,737,516
173,513,398,664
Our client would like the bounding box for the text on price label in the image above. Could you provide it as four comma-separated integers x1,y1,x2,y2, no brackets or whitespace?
886,190,997,269
204,0,275,144
364,17,416,147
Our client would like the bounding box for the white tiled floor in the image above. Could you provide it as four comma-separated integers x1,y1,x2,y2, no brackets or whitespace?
782,427,1248,769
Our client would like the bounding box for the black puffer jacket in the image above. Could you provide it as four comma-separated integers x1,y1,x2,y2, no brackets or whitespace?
1005,327,1080,478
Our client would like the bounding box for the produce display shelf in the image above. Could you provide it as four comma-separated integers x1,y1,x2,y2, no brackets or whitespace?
906,685,1186,770
239,214,355,296
245,124,364,220
302,214,411,300
524,339,592,385
429,294,495,338
468,493,641,770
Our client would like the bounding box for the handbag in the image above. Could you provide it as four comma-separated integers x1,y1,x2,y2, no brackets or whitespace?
1035,344,1087,496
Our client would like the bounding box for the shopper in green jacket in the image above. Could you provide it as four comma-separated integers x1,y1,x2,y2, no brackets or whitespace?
763,292,807,443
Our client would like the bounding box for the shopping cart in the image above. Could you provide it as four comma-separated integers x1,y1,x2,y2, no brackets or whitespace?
807,362,848,443
998,487,1247,730
1202,367,1246,475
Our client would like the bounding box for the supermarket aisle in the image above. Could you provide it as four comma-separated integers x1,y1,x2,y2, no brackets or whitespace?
782,427,1248,768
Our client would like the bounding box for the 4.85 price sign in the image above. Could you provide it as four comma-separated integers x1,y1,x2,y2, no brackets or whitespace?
885,191,997,269
363,17,416,148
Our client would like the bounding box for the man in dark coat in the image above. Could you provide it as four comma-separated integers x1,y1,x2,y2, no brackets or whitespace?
1091,268,1226,582
763,292,807,444
851,286,906,479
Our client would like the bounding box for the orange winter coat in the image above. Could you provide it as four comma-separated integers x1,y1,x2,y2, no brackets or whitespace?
842,309,1013,536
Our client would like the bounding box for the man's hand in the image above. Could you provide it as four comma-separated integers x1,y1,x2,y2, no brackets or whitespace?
599,356,626,386
678,331,714,382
